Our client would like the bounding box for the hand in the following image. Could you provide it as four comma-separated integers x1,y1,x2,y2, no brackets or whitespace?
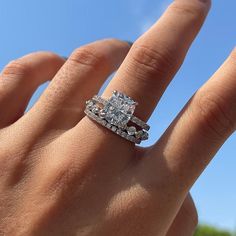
1,0,235,235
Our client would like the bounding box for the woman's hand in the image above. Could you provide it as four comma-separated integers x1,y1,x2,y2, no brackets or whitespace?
1,0,235,235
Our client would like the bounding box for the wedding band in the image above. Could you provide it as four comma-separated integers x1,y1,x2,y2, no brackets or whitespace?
84,91,150,144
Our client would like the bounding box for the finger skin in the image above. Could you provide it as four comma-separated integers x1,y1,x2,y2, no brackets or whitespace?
103,0,211,121
166,194,198,236
72,0,212,175
77,0,211,163
0,52,65,128
26,39,131,132
148,48,236,192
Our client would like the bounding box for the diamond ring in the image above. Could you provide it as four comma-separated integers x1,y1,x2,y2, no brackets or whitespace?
84,91,150,144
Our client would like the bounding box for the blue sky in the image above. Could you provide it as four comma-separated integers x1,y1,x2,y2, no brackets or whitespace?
0,0,235,232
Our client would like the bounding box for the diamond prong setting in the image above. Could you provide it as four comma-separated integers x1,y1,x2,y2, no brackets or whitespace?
85,91,150,144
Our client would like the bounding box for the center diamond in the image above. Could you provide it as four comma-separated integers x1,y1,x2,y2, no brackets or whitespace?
103,91,137,128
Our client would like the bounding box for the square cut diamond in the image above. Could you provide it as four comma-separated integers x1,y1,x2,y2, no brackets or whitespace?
103,91,137,127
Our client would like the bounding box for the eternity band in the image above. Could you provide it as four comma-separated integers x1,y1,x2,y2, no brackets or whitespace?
84,91,150,144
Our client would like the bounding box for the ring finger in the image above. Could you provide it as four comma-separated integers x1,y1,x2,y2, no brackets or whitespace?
79,0,211,149
67,0,211,172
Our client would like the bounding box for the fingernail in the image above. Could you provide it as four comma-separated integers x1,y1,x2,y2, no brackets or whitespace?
123,41,133,47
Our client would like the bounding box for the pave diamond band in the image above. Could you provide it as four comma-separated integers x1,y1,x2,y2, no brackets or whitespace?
84,91,150,144
85,109,146,144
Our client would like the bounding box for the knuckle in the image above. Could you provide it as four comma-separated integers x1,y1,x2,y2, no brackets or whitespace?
102,38,129,47
41,157,85,195
0,148,26,185
69,46,107,69
37,51,64,64
2,59,32,78
129,44,176,82
1,51,64,80
38,50,60,59
194,91,235,139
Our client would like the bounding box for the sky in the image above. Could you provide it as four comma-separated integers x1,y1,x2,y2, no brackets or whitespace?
0,0,235,232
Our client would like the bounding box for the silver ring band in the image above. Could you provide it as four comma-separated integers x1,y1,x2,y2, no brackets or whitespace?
85,109,145,144
84,91,150,144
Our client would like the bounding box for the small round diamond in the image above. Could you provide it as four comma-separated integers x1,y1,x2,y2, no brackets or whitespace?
135,130,143,139
141,132,149,140
129,136,135,142
113,90,118,96
111,126,117,132
121,132,127,138
106,123,112,128
116,129,122,135
99,110,106,118
86,100,91,105
127,126,136,135
87,100,95,108
92,107,99,114
101,120,107,126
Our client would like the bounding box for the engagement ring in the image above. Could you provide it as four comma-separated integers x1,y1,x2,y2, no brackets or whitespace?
84,91,150,144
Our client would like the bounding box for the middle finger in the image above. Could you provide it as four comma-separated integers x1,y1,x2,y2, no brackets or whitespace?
103,0,211,121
